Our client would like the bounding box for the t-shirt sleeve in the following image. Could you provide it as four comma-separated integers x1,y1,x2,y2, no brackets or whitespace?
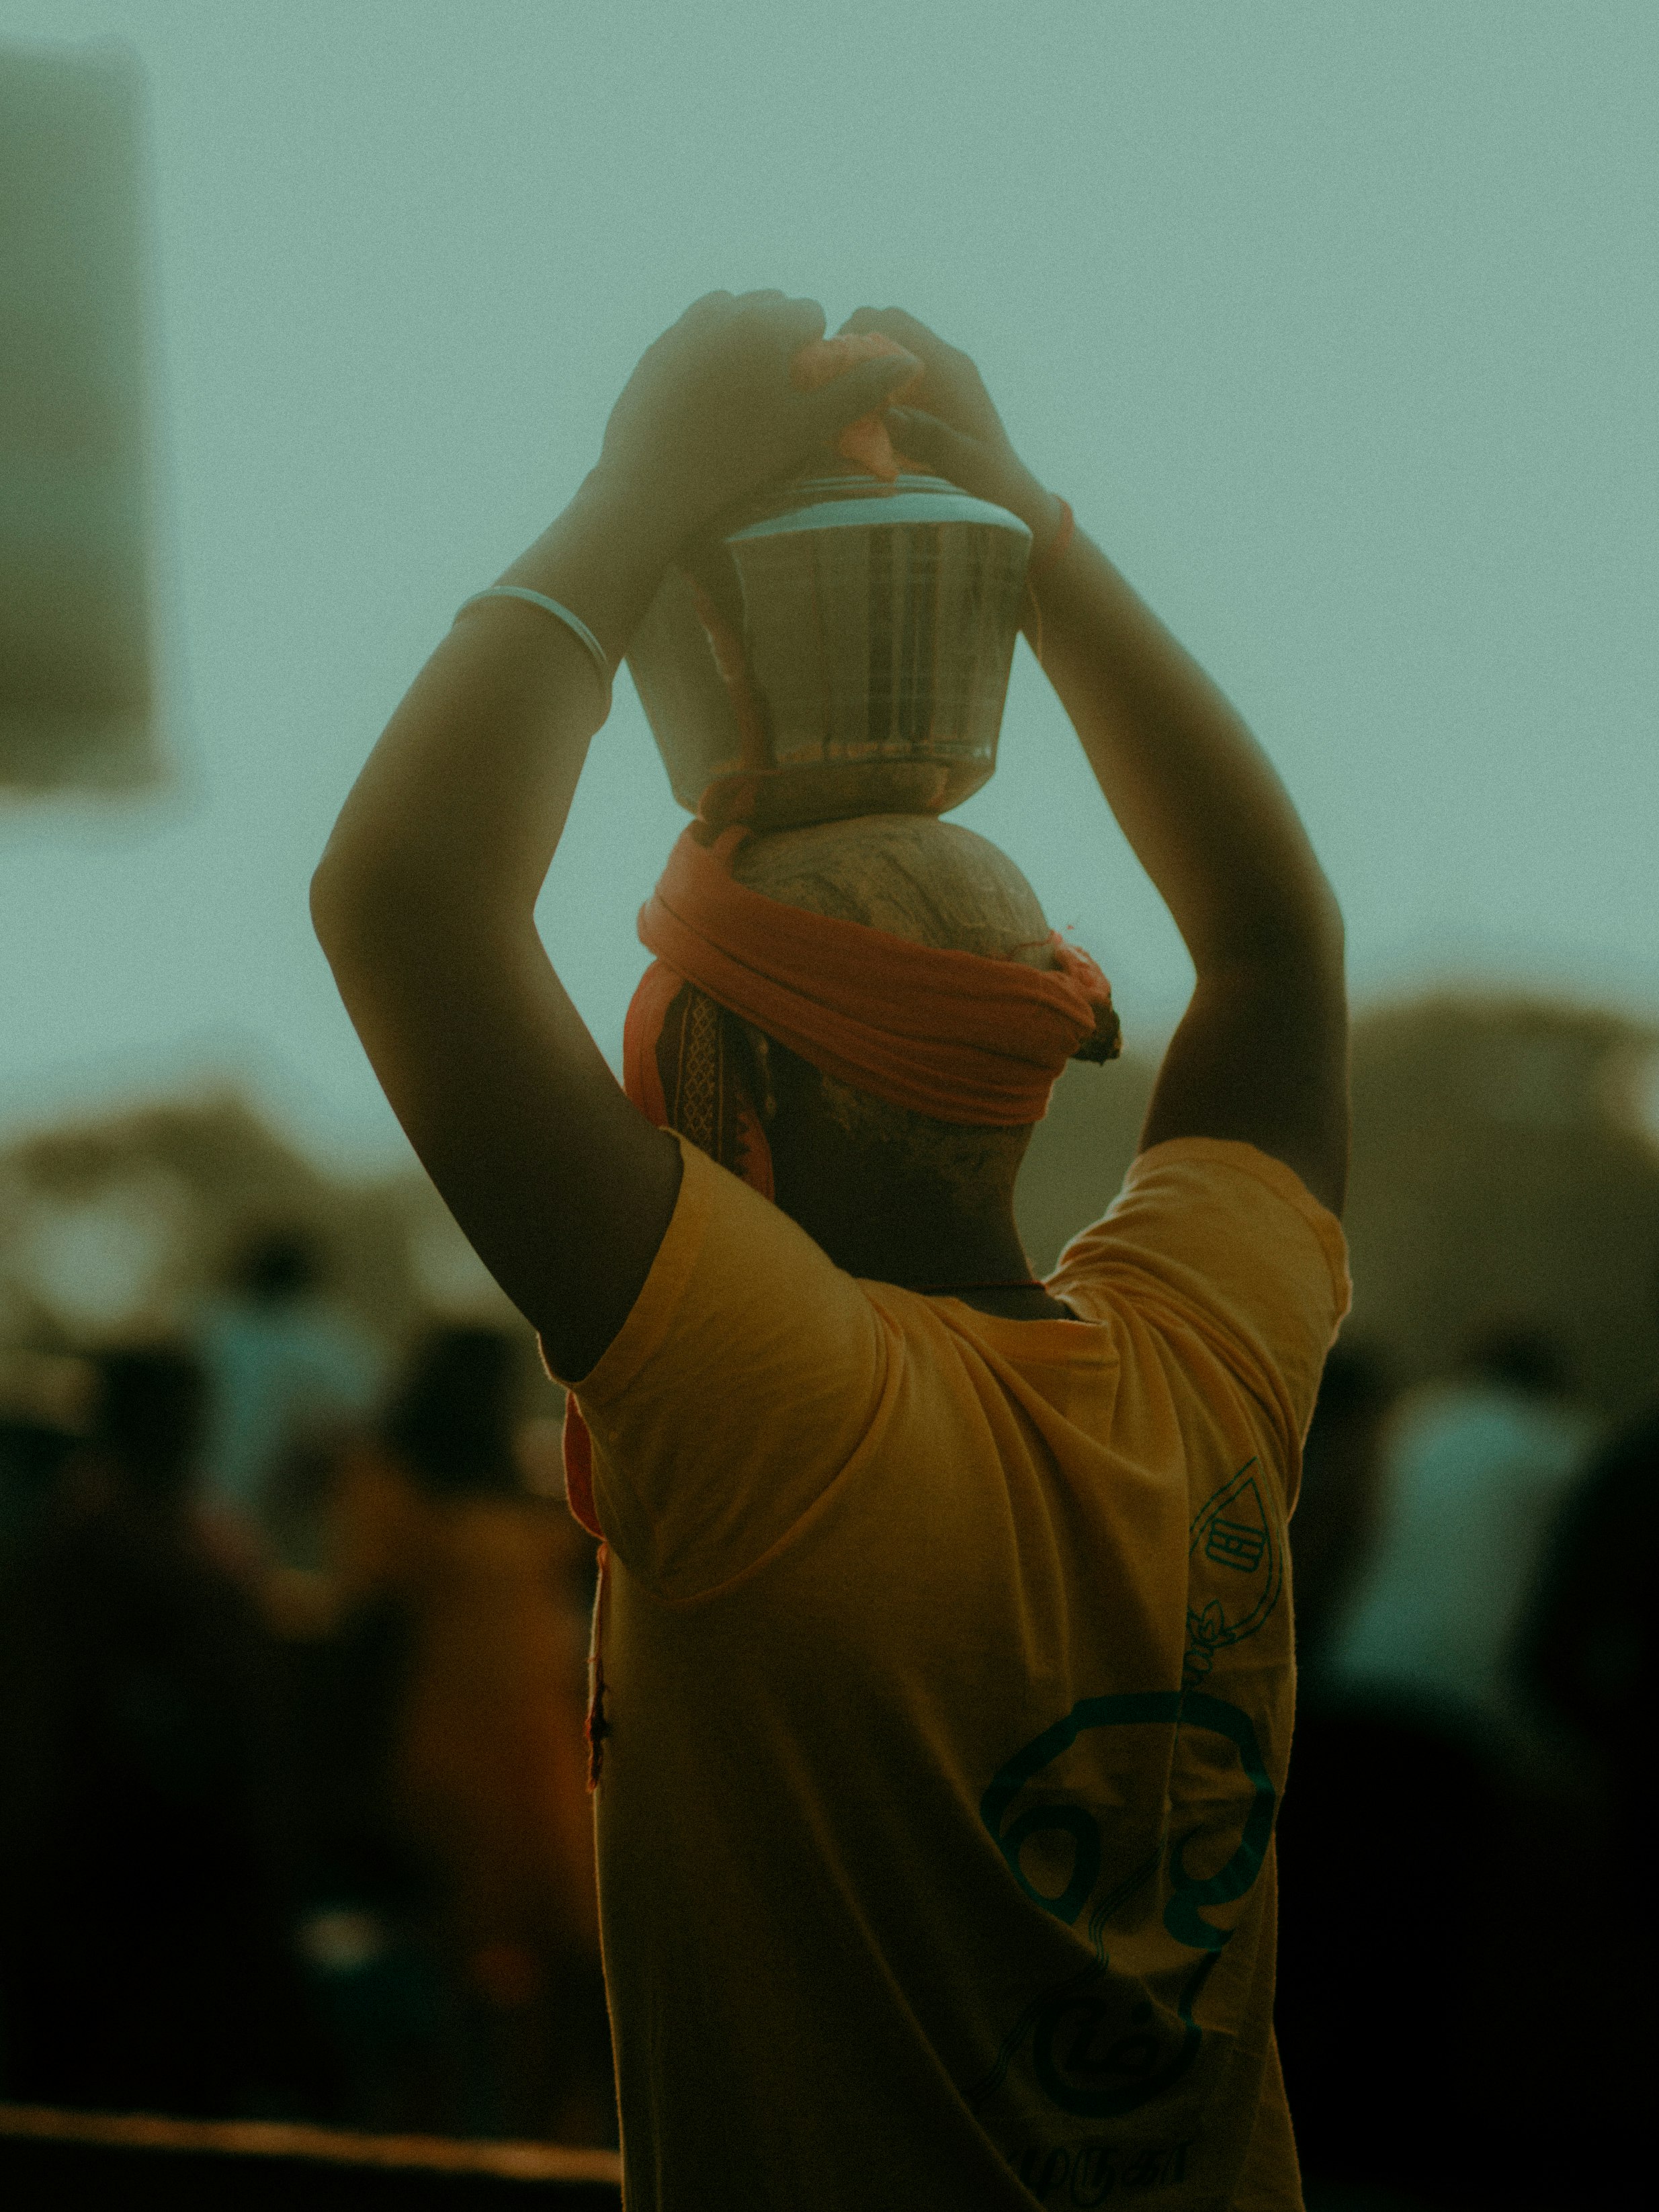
1049,1136,1352,1455
546,1137,888,1598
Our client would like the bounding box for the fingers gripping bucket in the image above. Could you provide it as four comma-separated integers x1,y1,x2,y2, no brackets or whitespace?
624,469,1033,833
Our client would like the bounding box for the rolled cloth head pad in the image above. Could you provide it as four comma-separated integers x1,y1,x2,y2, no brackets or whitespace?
732,814,1055,971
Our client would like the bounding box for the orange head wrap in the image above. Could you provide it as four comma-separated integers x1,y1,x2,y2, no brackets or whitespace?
626,822,1119,1171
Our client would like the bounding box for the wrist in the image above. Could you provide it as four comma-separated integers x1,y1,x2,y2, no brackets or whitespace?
1013,474,1068,568
491,474,679,673
575,462,700,568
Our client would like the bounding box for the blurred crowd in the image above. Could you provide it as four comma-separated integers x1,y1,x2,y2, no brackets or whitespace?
0,1227,614,2147
0,1209,1653,2201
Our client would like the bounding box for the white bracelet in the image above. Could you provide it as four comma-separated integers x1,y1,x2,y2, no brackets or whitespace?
453,585,613,710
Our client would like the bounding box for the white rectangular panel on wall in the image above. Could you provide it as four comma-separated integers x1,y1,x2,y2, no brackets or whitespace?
0,42,161,794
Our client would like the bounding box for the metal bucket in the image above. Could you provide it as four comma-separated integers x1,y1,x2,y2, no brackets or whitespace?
624,465,1033,833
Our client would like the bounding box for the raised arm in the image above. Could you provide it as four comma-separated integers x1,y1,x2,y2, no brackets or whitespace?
843,307,1349,1216
310,292,921,1380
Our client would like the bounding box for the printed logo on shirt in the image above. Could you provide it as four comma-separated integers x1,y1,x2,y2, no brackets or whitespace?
970,1687,1276,2125
1007,2131,1193,2204
1184,1460,1282,1686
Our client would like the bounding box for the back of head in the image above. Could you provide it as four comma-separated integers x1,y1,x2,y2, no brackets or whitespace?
730,815,1056,1197
382,1324,523,1499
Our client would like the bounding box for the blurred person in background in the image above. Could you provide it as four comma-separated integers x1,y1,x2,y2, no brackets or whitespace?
1318,1320,1599,1757
1498,1273,1659,2182
1283,1338,1395,1685
1277,1322,1612,2207
194,1224,386,1573
0,1345,335,2119
292,1324,610,2145
0,1350,95,1582
1512,1387,1653,1849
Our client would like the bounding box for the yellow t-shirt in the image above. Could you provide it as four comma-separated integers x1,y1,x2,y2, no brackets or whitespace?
564,1134,1350,2211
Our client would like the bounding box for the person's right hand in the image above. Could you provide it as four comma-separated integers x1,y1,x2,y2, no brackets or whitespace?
836,306,1066,554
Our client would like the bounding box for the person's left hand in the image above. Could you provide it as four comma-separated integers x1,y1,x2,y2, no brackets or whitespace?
591,289,921,552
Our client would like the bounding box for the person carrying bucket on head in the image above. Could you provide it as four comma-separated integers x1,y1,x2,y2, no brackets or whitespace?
312,288,1350,2210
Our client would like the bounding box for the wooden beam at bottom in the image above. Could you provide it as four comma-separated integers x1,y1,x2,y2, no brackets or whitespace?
0,2104,622,2209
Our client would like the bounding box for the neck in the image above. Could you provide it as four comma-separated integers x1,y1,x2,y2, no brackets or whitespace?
769,1140,1070,1320
779,1175,1030,1288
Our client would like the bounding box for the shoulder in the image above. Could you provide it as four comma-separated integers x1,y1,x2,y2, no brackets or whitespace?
1057,1136,1349,1312
1051,1135,1351,1441
561,1136,876,1403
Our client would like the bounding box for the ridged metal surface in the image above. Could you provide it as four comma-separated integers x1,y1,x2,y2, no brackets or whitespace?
626,470,1031,832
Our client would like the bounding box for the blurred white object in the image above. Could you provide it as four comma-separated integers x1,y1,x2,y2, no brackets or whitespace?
1323,1377,1598,1735
295,1907,390,1976
0,41,160,792
195,1292,385,1525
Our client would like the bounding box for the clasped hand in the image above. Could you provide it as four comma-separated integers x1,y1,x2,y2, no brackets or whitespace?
593,288,1060,565
591,289,918,552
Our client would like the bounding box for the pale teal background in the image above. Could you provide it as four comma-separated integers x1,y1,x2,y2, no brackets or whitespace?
1,0,1654,1172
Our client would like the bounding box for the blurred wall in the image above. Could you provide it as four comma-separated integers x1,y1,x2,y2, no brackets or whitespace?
0,1087,521,1374
1018,994,1659,1422
1343,995,1659,1418
0,41,159,792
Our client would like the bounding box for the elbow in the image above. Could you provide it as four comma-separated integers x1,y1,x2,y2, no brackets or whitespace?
1274,861,1345,984
308,845,369,962
309,841,421,968
1227,879,1345,985
310,841,525,980
1310,871,1346,973
308,849,339,945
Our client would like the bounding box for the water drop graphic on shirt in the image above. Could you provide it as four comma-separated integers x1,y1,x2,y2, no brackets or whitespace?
1184,1461,1281,1683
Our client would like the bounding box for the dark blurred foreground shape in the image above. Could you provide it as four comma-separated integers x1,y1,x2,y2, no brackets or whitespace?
0,1345,337,2119
0,40,161,794
0,1317,611,2147
0,1081,612,2143
1512,1396,1654,1864
1277,1314,1654,2210
1284,1338,1394,1679
0,2108,620,2210
288,1326,612,2146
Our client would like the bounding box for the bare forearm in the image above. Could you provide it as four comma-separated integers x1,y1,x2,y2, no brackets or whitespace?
312,468,671,935
1023,515,1341,977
